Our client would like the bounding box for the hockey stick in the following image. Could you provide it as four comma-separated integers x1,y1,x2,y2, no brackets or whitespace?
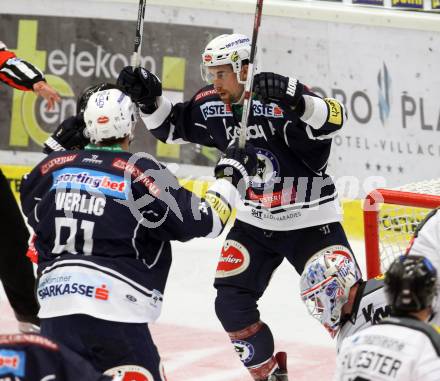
238,0,264,148
131,0,147,67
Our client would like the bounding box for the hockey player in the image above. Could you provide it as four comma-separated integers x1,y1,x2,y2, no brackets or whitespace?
0,333,114,381
117,33,350,380
42,82,116,154
300,246,391,349
405,208,440,324
334,255,440,381
20,88,256,380
0,40,60,333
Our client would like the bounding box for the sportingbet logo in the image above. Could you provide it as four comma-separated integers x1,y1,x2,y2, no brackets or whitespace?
53,171,126,192
252,101,284,118
38,283,109,301
200,101,232,120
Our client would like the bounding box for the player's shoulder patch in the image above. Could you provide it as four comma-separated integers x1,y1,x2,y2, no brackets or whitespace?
111,156,161,197
40,153,78,175
0,334,58,351
324,97,343,126
194,86,218,102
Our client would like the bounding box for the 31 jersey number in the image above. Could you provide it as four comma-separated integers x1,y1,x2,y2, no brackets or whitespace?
53,217,95,255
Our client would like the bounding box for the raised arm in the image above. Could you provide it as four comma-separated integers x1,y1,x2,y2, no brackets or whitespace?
0,41,60,110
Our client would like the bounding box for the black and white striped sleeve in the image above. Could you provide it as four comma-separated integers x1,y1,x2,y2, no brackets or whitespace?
0,47,45,90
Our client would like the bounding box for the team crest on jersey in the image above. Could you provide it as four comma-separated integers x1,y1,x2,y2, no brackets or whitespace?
104,365,154,381
250,148,280,190
216,240,250,278
0,350,25,377
232,340,255,364
200,101,232,120
252,101,284,118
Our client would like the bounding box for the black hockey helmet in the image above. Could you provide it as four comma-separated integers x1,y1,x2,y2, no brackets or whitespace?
76,82,122,114
385,255,437,314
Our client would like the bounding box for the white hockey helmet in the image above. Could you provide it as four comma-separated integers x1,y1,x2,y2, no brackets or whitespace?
84,88,137,144
300,245,362,338
201,33,251,84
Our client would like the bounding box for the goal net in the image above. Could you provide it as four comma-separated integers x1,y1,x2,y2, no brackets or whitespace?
363,179,440,279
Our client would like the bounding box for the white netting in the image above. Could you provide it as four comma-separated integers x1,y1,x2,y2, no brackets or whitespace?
393,179,440,195
377,179,440,273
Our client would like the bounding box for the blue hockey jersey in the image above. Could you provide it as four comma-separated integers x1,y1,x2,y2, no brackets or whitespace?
141,82,346,231
20,147,237,323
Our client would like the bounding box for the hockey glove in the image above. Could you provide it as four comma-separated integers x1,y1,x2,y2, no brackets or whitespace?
117,66,162,113
43,114,89,154
215,141,257,196
253,72,304,110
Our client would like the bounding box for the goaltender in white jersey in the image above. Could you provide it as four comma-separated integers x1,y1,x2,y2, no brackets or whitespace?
300,209,440,352
335,255,440,381
406,208,440,324
299,246,392,350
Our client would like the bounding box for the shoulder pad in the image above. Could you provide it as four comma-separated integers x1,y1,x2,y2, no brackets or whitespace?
379,316,440,356
194,85,218,102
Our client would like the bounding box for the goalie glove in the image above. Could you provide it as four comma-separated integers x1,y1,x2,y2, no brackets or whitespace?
253,72,305,112
117,66,162,114
43,114,89,154
215,141,257,196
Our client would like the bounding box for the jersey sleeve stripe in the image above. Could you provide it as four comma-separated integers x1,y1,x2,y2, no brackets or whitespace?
141,95,173,130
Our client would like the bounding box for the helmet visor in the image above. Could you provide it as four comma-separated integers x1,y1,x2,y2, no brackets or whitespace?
200,64,236,84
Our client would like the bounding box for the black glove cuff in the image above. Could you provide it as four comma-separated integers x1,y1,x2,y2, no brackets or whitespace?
139,101,159,114
285,77,304,108
43,136,66,154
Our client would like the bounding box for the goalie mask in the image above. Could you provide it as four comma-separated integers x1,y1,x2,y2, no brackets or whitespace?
300,245,362,338
201,33,252,85
83,89,137,144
